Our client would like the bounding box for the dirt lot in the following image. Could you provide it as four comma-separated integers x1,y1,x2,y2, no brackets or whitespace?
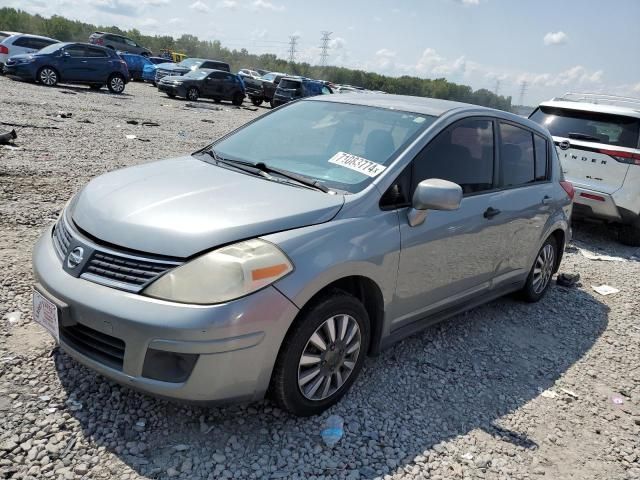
1,76,639,480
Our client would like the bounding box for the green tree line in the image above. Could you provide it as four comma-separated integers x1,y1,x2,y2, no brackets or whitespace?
0,7,512,111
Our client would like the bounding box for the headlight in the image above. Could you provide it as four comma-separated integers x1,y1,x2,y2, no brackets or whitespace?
142,239,293,304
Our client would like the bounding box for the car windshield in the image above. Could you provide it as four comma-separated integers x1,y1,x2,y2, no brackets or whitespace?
207,100,435,193
261,73,277,81
178,58,202,68
37,43,63,55
183,70,207,79
530,106,640,149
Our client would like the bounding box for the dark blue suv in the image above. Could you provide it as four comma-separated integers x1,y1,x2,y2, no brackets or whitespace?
4,42,130,93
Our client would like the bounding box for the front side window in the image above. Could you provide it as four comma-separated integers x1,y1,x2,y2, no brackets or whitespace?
413,118,495,195
499,122,535,187
209,101,436,193
124,38,137,47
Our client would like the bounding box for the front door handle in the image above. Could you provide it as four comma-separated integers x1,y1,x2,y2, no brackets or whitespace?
542,195,553,205
483,207,501,219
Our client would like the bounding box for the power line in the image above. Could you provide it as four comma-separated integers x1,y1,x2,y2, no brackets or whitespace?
287,35,298,63
494,79,501,96
319,31,332,67
518,81,528,105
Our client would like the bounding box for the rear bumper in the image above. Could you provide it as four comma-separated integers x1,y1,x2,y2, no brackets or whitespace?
572,185,640,224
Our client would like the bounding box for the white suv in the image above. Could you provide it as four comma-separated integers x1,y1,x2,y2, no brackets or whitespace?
0,33,59,69
530,93,640,246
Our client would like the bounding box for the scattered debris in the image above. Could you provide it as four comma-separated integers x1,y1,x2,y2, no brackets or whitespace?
47,111,72,119
611,396,624,405
578,248,627,262
4,311,21,324
173,444,190,451
0,129,17,144
592,285,620,296
0,121,59,130
58,90,77,95
321,414,344,447
77,119,94,124
241,106,258,111
2,145,21,151
560,388,579,399
38,395,51,401
126,120,139,125
540,389,558,399
461,452,474,460
142,121,160,127
557,272,580,287
201,119,215,123
125,134,137,140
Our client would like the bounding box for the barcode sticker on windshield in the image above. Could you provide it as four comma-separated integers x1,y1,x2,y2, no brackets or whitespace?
328,152,386,178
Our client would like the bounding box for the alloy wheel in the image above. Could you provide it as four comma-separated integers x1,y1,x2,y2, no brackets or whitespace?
532,244,555,294
187,88,198,101
110,76,124,93
40,68,57,86
297,314,361,401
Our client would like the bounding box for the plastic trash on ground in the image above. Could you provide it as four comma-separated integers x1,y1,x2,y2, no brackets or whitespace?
0,129,17,144
557,273,580,287
321,415,344,447
592,285,620,296
578,248,627,262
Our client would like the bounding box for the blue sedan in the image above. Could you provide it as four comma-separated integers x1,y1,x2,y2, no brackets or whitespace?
142,57,173,85
4,42,130,93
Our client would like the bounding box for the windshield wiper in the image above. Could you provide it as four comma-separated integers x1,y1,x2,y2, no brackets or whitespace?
568,132,602,142
203,150,330,193
204,149,272,179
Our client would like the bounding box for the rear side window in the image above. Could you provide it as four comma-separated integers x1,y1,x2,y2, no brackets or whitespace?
86,47,108,58
530,107,640,148
499,123,536,187
534,135,548,181
13,37,41,48
414,118,495,195
64,45,86,57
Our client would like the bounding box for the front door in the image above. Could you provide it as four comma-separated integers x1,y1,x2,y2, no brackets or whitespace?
59,44,88,82
392,117,505,329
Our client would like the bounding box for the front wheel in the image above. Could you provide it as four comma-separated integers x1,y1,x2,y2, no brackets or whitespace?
250,96,263,107
619,223,640,247
270,291,369,416
107,74,126,93
186,87,199,101
38,67,58,86
520,236,557,302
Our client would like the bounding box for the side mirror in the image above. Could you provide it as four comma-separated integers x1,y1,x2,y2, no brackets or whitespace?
407,178,463,227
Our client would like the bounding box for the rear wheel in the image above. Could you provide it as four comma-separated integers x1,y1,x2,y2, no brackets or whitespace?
107,74,125,93
270,98,276,108
38,67,58,86
166,92,176,98
187,87,199,101
270,291,369,416
520,236,557,302
232,92,244,106
250,96,263,107
619,223,640,247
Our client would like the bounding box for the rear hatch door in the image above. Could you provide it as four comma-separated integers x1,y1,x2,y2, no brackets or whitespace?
530,106,640,193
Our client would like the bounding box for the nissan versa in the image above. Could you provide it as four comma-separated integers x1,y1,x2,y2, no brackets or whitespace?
32,95,573,416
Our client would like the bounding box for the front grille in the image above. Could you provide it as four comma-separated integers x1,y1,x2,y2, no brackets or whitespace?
52,219,72,259
155,68,174,81
60,323,125,370
82,251,175,291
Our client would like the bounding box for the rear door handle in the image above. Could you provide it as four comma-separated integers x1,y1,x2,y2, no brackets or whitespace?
542,195,553,205
483,207,501,219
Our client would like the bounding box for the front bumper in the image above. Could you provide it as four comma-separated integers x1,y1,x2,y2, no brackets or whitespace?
33,225,299,402
3,63,35,80
157,83,185,96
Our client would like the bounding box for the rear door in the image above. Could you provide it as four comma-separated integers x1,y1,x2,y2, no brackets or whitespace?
530,106,640,193
204,71,225,98
84,46,111,82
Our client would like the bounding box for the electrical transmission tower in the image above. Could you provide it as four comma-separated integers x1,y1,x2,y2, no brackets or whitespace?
287,35,298,63
494,79,501,96
519,81,528,105
319,31,332,66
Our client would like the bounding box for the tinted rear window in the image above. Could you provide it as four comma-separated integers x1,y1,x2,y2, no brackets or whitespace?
530,106,640,148
279,79,301,89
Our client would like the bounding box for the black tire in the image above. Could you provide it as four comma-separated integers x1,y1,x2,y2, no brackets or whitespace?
89,84,102,91
107,73,126,93
213,98,221,104
619,223,640,247
231,92,244,106
520,236,557,302
37,66,58,87
250,96,263,107
270,290,370,416
187,87,199,101
270,98,276,108
166,92,176,98
152,81,156,87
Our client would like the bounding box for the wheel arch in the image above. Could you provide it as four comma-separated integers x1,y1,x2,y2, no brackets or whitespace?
37,65,60,83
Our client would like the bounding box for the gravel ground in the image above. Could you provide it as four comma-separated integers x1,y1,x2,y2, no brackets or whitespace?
1,76,639,480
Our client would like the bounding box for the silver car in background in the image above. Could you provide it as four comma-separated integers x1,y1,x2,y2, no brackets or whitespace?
32,94,573,416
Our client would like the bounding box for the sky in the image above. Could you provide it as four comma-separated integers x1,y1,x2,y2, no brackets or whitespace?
4,0,640,105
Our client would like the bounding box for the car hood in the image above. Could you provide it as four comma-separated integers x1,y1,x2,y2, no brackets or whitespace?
71,156,344,258
159,63,190,73
160,75,188,83
7,53,34,63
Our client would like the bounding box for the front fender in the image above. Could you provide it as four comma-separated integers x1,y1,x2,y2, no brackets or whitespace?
264,212,401,312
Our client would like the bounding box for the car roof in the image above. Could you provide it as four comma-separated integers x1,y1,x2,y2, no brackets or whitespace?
308,93,489,117
10,33,59,41
538,99,640,119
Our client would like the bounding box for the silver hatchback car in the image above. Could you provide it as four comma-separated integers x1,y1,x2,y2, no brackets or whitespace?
33,95,573,416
